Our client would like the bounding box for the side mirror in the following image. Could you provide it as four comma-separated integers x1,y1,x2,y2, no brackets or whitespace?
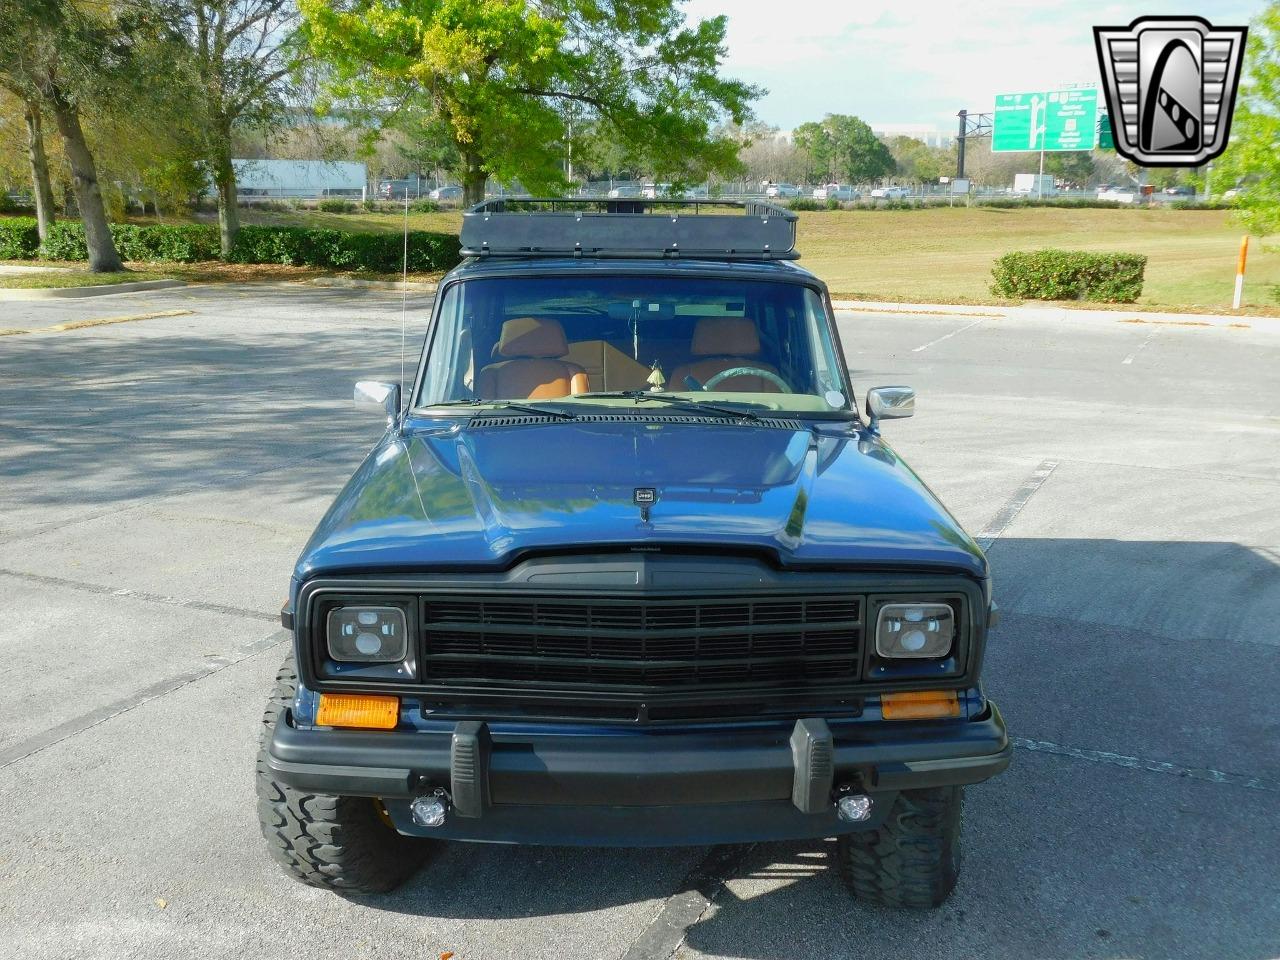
354,380,401,424
865,385,914,432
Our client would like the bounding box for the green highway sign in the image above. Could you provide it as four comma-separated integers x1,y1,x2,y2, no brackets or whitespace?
1098,111,1115,150
993,88,1099,152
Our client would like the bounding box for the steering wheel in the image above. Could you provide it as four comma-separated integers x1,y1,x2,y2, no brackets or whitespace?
702,366,792,392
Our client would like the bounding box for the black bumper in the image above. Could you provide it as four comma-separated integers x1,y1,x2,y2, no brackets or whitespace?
266,704,1010,846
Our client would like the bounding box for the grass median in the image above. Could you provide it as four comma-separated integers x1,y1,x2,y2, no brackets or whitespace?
240,205,1278,313
3,206,1274,312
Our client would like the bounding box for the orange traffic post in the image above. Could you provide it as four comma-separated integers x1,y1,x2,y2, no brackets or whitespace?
1233,235,1250,309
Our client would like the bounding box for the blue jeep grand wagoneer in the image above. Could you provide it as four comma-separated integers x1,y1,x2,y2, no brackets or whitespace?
257,199,1010,908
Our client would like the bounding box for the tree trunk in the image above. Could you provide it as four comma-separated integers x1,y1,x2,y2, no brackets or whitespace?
461,152,486,207
23,100,57,243
48,89,122,272
212,129,240,257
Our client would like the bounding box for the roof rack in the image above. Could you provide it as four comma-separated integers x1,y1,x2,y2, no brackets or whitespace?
459,197,799,261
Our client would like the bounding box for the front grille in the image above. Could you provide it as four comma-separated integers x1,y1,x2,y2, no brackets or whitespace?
420,594,863,689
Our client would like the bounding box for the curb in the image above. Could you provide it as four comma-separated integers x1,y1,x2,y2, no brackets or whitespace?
0,279,186,301
308,276,439,293
831,299,1280,329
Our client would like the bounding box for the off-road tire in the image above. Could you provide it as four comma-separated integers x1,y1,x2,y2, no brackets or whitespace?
255,657,427,894
835,786,963,908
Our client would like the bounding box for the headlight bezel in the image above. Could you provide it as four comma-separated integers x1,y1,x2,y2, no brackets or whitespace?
875,601,957,659
865,594,967,682
313,594,418,682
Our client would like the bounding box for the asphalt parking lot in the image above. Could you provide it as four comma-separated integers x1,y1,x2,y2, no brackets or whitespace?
2,283,1278,960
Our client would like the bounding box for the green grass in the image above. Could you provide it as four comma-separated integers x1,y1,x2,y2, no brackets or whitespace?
0,266,173,289
239,204,1279,312
9,206,1274,311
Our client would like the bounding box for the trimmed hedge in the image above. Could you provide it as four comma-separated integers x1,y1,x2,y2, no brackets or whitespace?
0,217,462,272
228,225,461,272
0,217,40,259
991,249,1147,303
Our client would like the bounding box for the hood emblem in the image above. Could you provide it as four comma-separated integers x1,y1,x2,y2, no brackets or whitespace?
634,487,658,523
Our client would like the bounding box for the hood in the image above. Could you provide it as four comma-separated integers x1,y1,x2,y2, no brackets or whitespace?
295,417,986,580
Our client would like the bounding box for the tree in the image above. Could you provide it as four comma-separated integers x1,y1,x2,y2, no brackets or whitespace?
0,0,123,270
1214,2,1280,232
159,0,303,255
1042,152,1095,188
793,114,894,185
300,1,759,205
885,135,954,184
736,123,807,187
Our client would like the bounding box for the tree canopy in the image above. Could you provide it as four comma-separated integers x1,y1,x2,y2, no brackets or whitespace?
792,114,895,185
1216,1,1280,234
299,0,759,202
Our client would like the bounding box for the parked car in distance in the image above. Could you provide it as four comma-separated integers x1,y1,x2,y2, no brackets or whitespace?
1097,187,1136,204
429,185,464,201
813,184,858,201
641,183,672,199
869,186,910,200
1223,187,1246,200
764,182,801,198
607,185,642,199
1162,185,1196,197
378,178,429,200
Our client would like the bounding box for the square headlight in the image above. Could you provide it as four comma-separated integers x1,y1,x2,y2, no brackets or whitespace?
327,606,408,663
876,602,955,659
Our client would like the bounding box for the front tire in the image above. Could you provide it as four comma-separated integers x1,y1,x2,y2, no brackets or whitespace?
255,657,427,894
835,786,963,908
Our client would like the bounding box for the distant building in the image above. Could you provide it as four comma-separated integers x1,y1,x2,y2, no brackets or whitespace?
230,159,368,199
871,124,954,149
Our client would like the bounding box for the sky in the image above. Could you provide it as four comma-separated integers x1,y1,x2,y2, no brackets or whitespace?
681,0,1265,132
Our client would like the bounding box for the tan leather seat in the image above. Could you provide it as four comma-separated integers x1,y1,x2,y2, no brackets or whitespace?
476,317,589,400
669,317,782,393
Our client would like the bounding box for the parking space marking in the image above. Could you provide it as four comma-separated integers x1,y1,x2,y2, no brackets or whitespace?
620,844,754,960
975,459,1060,550
0,630,288,769
911,316,988,353
1122,329,1159,365
0,568,276,622
1013,737,1280,794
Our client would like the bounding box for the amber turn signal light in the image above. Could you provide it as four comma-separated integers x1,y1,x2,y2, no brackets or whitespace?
316,693,400,729
880,690,961,720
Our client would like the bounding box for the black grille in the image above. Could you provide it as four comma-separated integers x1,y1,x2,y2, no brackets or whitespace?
420,594,862,689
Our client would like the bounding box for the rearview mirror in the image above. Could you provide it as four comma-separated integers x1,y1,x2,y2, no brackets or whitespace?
865,385,914,431
354,380,401,424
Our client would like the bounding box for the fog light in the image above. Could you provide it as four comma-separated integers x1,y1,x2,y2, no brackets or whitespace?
410,791,448,828
836,793,874,822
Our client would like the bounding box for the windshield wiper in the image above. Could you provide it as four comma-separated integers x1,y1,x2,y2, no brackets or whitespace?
417,399,577,420
573,390,760,421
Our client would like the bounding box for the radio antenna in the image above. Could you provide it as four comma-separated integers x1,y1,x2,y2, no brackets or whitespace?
399,192,409,416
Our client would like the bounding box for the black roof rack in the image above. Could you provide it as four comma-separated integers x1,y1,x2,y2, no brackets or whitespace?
459,197,799,261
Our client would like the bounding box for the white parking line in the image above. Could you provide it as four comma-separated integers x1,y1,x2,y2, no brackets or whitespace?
911,317,987,352
1122,330,1159,364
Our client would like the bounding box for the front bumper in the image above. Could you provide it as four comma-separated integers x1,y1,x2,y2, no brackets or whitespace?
266,703,1010,846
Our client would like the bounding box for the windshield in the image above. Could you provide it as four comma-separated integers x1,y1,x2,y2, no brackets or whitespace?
416,275,850,414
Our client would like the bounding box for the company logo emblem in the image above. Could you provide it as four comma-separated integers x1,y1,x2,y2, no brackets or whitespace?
634,487,657,522
1094,16,1247,166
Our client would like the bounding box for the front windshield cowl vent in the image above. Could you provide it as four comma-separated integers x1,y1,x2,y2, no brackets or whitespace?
466,412,803,430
